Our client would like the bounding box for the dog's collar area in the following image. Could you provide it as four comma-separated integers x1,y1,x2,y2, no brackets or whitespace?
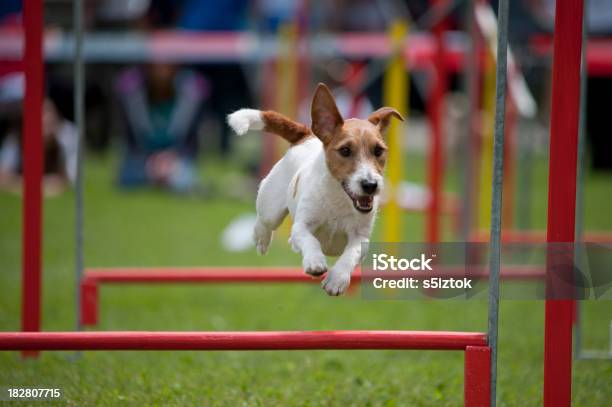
341,182,374,213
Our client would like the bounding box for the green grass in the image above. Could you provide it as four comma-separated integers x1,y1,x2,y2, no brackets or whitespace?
0,153,610,406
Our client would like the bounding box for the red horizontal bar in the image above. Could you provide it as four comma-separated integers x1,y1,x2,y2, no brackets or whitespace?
84,266,545,284
531,36,612,77
0,59,23,75
86,267,324,283
470,230,612,243
0,330,487,351
80,266,542,327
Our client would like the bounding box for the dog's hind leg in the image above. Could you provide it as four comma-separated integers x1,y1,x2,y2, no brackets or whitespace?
253,164,290,254
253,218,276,255
254,207,287,254
254,204,288,255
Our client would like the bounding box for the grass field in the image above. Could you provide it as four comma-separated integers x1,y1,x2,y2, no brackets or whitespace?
0,153,611,406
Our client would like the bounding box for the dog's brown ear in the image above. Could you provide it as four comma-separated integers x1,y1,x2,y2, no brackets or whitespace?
368,107,404,134
311,83,343,145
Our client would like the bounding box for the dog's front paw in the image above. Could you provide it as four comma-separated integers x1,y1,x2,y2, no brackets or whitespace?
288,236,300,254
302,253,328,277
322,271,351,296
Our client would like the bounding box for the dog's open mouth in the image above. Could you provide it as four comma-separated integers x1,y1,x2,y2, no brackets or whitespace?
342,182,374,213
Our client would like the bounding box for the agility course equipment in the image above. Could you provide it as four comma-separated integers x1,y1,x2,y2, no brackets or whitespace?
1,0,590,406
573,1,612,360
0,331,488,351
543,1,584,405
79,265,546,327
0,330,492,405
19,0,44,353
469,0,537,236
5,1,503,405
464,0,612,364
469,230,612,244
382,20,408,243
425,0,449,244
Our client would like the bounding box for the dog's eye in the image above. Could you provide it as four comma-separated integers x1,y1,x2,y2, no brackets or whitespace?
373,145,385,157
338,146,352,157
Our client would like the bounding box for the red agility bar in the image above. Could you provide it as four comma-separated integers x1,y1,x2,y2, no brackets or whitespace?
531,36,612,77
86,267,323,284
469,230,612,244
0,330,487,351
84,266,545,283
80,266,544,326
0,331,490,405
21,0,44,358
544,0,584,406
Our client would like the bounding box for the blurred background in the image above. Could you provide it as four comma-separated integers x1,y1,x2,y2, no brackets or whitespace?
0,1,611,405
1,1,611,234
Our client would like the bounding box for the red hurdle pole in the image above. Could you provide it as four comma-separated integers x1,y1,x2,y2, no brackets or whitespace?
21,0,44,359
426,0,449,243
80,280,98,326
0,330,488,351
80,266,544,327
464,346,491,407
544,0,584,406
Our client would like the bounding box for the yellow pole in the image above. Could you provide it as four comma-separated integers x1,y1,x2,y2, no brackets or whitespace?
277,22,298,120
277,22,299,235
478,51,496,232
383,21,408,243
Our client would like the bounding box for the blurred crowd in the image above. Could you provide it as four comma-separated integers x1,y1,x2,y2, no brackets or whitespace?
1,0,611,195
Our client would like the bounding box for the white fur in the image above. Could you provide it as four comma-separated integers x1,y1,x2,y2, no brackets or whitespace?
347,161,384,198
227,109,264,136
240,130,378,296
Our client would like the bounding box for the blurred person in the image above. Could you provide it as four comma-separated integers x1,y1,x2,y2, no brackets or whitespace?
0,74,77,196
177,0,248,31
257,0,299,32
96,0,151,23
322,0,387,32
0,0,21,79
0,0,20,27
93,0,151,29
145,0,181,28
173,0,253,155
114,63,208,192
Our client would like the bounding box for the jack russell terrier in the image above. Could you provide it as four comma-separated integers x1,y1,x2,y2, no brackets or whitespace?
228,83,403,295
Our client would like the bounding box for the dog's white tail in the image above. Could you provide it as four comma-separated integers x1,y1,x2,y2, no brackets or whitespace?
227,109,265,136
227,109,312,145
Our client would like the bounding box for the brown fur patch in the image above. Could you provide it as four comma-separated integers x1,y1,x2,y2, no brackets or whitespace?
262,111,312,145
324,119,388,183
307,83,402,187
311,84,344,145
367,107,404,133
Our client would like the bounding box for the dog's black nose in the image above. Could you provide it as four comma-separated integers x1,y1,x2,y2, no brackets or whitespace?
360,180,378,195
